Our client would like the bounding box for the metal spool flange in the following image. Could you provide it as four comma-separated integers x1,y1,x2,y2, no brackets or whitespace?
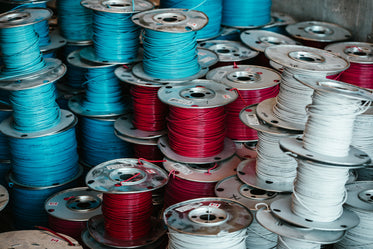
81,0,154,13
325,41,373,64
0,184,9,211
67,49,118,69
79,46,143,65
234,141,257,160
114,130,160,145
0,8,51,28
344,181,373,212
40,28,67,53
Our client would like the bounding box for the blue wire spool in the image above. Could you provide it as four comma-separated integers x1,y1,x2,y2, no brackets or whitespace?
8,167,82,230
9,126,80,187
67,50,128,117
221,0,272,28
80,0,153,64
160,0,223,40
0,108,12,161
78,116,133,167
56,0,93,42
9,83,61,133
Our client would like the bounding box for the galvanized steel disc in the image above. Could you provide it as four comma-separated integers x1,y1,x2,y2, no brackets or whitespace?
240,30,299,52
115,66,167,87
215,175,289,210
40,29,67,53
325,42,373,64
270,12,297,27
0,185,8,211
45,187,102,222
264,45,349,73
163,155,240,182
67,49,117,69
0,8,51,28
286,21,352,42
85,158,168,194
345,181,373,212
236,159,294,192
79,46,143,65
206,65,281,90
256,209,346,243
158,79,237,108
81,0,154,13
0,230,83,248
270,195,360,231
164,197,252,235
114,130,159,145
131,8,208,33
198,40,259,62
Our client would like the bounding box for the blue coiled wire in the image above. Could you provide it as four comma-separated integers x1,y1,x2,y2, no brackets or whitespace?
81,67,127,113
160,0,222,39
222,0,272,27
0,109,12,161
79,117,133,166
142,29,200,79
10,180,77,229
0,25,46,77
66,63,87,90
56,0,93,41
10,83,61,133
9,128,80,187
93,11,140,62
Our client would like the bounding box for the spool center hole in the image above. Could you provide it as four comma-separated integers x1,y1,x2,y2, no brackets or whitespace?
250,189,267,195
77,202,93,209
237,76,254,81
299,56,315,62
217,49,230,53
120,173,138,180
200,214,216,221
109,3,129,6
163,17,178,22
190,92,205,98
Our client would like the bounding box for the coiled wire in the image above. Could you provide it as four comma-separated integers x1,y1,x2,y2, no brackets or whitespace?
142,29,200,79
277,236,320,249
0,109,12,160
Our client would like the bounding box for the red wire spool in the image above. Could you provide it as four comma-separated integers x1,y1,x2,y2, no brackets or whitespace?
102,192,153,240
325,42,373,89
158,80,238,159
130,85,168,132
134,144,164,162
206,65,281,141
45,187,102,244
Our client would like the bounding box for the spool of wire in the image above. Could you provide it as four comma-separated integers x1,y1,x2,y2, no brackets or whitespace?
240,30,299,67
238,105,301,192
163,156,240,207
199,40,259,68
78,116,133,167
160,0,223,40
157,80,237,163
67,50,128,117
80,0,153,64
221,0,272,28
0,230,83,248
215,175,289,249
131,8,209,82
286,21,352,49
234,141,257,160
85,158,168,248
335,181,373,248
256,208,345,249
8,168,81,229
0,107,12,161
56,0,93,42
260,12,297,35
325,42,373,89
257,45,349,131
207,65,280,141
164,197,253,249
45,187,102,243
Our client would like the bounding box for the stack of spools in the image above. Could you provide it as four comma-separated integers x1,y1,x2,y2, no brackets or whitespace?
206,64,281,157
286,21,351,48
83,158,168,248
157,80,239,207
260,76,373,248
0,8,81,229
325,41,373,89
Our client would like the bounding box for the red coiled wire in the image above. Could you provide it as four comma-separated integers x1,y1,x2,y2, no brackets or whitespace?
338,63,373,89
48,216,86,243
167,106,226,158
164,176,216,207
130,85,168,131
102,192,153,240
227,85,279,140
134,144,164,163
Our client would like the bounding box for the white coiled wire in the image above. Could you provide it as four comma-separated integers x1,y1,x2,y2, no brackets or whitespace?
291,160,350,222
256,131,298,184
277,236,320,249
303,91,370,157
168,228,247,249
246,210,277,249
335,206,373,248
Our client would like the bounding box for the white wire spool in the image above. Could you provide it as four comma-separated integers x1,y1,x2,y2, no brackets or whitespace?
280,76,373,166
164,197,253,249
335,181,373,249
256,208,345,249
257,45,349,131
